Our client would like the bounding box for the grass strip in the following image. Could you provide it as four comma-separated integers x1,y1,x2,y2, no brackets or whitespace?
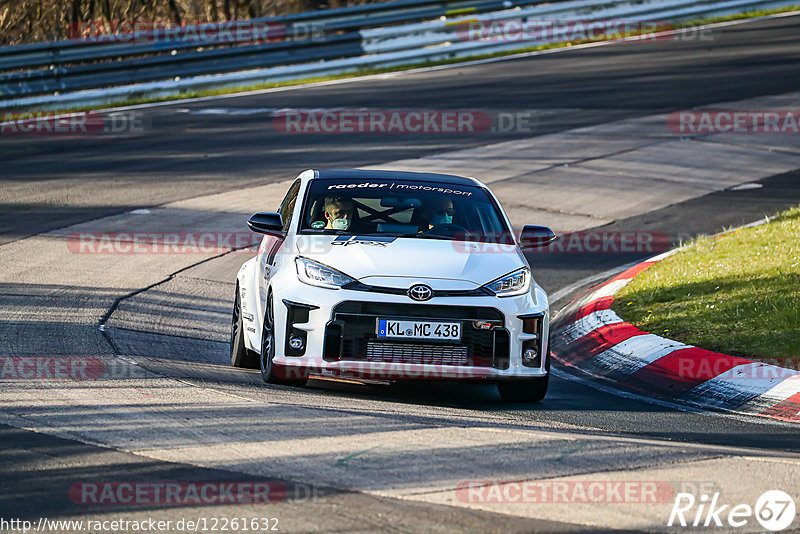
615,206,800,363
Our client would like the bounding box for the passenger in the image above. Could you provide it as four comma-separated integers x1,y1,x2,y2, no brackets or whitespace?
419,197,455,230
324,196,355,231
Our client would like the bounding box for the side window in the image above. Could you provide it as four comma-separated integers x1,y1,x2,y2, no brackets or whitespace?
277,180,301,232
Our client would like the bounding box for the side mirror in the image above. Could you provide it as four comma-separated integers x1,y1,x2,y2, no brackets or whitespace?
247,212,284,235
520,225,557,249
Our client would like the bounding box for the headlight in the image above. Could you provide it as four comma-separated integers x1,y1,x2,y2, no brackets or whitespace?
483,268,530,297
295,258,355,289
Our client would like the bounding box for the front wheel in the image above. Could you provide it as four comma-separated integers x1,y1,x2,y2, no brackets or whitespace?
260,292,308,386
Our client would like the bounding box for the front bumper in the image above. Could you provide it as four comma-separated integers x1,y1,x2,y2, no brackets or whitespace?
269,281,549,381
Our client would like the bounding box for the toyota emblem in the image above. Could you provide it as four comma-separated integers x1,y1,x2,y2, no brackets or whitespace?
408,284,433,301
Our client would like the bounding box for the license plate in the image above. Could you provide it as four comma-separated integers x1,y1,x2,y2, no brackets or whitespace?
377,319,461,341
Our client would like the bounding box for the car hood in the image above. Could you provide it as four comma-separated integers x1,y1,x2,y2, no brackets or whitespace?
295,234,526,288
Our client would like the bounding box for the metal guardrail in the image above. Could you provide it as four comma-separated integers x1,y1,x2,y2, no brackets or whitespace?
0,0,796,108
361,0,795,54
0,0,527,72
0,0,459,59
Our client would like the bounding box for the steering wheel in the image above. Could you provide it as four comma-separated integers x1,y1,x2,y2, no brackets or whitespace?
425,223,472,239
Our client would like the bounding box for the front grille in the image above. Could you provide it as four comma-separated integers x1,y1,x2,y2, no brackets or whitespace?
324,301,509,369
366,342,470,365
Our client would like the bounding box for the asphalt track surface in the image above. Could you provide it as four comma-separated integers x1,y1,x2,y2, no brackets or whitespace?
1,13,800,533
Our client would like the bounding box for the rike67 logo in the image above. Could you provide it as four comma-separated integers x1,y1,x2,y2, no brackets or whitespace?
668,490,796,531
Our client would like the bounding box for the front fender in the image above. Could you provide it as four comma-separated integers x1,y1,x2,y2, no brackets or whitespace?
236,257,260,352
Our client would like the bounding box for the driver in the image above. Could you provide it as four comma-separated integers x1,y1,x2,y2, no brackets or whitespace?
419,197,454,231
324,196,355,231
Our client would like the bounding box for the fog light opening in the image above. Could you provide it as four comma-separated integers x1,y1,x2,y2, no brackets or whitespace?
522,348,538,363
289,337,304,350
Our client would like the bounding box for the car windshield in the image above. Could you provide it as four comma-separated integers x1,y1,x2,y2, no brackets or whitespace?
299,178,512,242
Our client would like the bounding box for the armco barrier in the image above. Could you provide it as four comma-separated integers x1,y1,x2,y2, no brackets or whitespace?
0,0,797,109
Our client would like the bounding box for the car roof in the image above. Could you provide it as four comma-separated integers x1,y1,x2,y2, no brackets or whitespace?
314,169,479,187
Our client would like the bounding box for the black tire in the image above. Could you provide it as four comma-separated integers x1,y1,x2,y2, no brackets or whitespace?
260,291,308,386
497,349,550,403
230,284,258,369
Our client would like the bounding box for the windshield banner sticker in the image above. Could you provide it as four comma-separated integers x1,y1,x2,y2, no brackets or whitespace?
331,236,397,247
326,182,473,196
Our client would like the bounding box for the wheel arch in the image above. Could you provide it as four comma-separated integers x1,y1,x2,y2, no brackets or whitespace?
236,258,260,352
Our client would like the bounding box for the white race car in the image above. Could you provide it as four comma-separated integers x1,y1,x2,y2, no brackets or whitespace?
231,169,556,402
